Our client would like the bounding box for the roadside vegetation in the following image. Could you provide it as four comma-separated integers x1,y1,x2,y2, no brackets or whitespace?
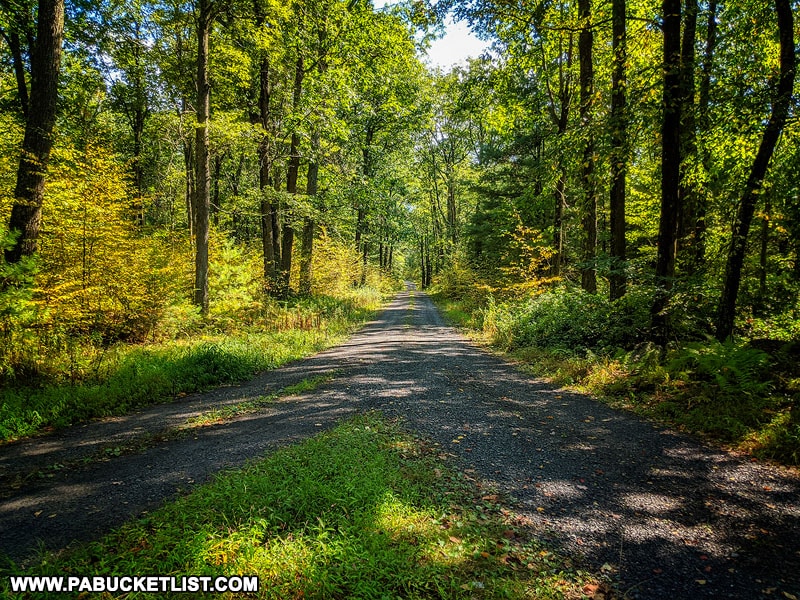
2,413,600,600
431,267,800,466
0,232,395,442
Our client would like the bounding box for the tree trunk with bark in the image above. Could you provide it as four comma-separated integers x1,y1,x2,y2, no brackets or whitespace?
609,0,627,300
691,0,718,272
280,55,304,298
193,0,213,314
650,0,682,342
549,32,573,278
715,0,794,340
677,0,698,271
4,0,65,264
578,0,597,293
299,132,319,296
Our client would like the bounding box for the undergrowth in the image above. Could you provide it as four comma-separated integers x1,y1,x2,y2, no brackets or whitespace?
2,413,598,599
433,283,800,466
0,288,385,442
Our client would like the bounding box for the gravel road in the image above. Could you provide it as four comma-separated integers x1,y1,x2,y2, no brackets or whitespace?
2,284,799,598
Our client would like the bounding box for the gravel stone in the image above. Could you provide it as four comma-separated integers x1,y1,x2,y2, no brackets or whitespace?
1,285,798,599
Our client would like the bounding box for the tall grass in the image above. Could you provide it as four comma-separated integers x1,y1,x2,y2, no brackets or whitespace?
0,290,384,442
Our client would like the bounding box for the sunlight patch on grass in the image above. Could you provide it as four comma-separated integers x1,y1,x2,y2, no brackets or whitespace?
184,372,340,428
4,413,597,599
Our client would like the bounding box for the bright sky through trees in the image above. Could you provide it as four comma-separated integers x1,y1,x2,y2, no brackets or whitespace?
426,16,491,69
373,0,490,69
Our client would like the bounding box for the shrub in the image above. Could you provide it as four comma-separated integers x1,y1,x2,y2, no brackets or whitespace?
38,145,186,342
0,231,40,381
491,287,651,352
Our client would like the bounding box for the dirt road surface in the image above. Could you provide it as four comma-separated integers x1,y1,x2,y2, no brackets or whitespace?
2,285,798,598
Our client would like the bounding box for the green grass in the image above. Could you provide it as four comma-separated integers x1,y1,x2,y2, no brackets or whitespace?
0,294,380,443
184,372,339,428
2,413,597,599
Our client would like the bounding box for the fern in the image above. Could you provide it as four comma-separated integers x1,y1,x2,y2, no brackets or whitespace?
667,341,772,400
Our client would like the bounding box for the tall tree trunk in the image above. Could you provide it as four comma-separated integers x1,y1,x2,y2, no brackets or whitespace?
182,122,195,238
609,0,627,300
356,125,375,284
425,242,433,287
280,55,304,298
650,0,683,342
131,101,146,225
446,180,457,248
692,0,718,271
253,0,278,285
716,0,794,340
758,196,771,307
548,31,572,277
4,0,64,264
355,207,365,255
299,132,319,296
211,154,222,225
193,0,212,314
419,238,426,287
271,165,282,267
5,30,29,119
552,171,566,276
299,27,327,296
578,0,596,293
677,0,699,270
361,242,369,286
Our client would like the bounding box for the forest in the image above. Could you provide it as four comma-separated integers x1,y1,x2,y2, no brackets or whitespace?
1,0,799,464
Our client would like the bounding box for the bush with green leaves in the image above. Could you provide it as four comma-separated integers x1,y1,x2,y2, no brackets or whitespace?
0,230,40,381
487,287,651,352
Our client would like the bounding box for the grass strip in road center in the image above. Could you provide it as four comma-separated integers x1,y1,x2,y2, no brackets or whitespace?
3,413,600,599
183,371,340,429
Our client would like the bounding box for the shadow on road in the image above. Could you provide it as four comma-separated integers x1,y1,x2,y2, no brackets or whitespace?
1,286,798,599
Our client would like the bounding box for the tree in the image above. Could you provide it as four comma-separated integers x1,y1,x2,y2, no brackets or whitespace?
0,0,34,119
608,0,627,300
650,0,682,341
715,0,795,341
193,0,215,313
578,0,596,293
107,0,157,206
4,0,65,264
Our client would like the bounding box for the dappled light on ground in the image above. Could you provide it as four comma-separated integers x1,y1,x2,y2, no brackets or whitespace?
1,287,798,599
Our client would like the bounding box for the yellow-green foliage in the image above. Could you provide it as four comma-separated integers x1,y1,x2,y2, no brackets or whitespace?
499,220,560,295
310,229,361,295
0,115,22,210
208,234,264,330
37,145,187,341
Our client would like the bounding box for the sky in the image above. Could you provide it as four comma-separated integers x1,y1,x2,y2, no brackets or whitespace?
372,1,491,71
